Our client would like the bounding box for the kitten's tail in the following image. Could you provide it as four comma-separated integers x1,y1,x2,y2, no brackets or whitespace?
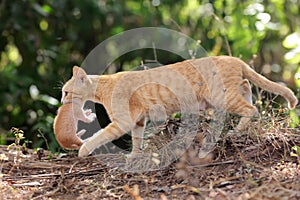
239,59,298,109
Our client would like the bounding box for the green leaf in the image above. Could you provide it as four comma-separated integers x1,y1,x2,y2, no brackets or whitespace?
292,146,300,156
285,50,300,64
283,32,300,49
33,3,49,17
295,67,300,88
42,5,53,14
172,113,182,119
289,110,300,128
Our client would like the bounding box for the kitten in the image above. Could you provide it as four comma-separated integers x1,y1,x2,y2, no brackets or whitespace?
53,98,96,150
61,56,298,157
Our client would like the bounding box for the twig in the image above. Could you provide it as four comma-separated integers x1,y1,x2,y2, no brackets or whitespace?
31,187,61,200
2,167,105,181
69,160,80,173
171,184,201,194
123,184,143,200
224,35,232,57
186,160,235,169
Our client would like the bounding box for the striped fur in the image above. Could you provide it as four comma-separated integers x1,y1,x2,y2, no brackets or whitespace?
61,56,298,157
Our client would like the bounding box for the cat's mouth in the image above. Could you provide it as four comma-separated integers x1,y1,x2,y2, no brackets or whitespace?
62,99,73,104
62,97,82,105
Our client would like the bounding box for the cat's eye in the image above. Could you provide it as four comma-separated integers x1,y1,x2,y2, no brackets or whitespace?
64,91,69,97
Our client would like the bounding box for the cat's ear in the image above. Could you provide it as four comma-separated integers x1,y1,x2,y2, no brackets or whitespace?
73,66,80,76
73,66,87,84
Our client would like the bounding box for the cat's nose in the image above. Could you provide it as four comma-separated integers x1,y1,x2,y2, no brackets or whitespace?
61,98,68,104
61,91,69,104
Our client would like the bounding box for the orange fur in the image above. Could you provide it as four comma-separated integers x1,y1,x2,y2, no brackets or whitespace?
61,56,298,156
53,99,96,150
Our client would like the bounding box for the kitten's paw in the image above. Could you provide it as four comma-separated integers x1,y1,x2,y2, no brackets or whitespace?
85,113,96,123
76,129,86,137
82,112,96,123
78,144,91,157
84,109,92,116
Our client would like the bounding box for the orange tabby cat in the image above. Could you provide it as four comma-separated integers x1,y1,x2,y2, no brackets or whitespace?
53,98,96,150
61,56,298,157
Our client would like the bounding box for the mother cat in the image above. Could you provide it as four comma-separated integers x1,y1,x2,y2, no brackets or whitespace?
61,56,298,157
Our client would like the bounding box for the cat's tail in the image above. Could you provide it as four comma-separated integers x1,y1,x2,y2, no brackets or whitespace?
239,59,298,109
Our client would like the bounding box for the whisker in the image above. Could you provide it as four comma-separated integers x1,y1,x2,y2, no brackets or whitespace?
54,81,65,90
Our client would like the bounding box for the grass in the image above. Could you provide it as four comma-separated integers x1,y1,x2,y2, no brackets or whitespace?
0,91,299,199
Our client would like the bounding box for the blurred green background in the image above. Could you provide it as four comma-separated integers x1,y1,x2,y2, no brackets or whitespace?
0,0,299,151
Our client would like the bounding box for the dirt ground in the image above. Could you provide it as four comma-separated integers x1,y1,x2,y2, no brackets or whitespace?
1,113,300,200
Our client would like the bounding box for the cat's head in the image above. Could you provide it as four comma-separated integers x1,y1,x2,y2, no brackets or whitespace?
61,66,93,104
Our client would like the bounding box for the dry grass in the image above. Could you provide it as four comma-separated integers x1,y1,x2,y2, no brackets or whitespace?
0,108,300,199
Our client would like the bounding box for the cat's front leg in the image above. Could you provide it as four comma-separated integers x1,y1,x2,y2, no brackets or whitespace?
78,122,126,157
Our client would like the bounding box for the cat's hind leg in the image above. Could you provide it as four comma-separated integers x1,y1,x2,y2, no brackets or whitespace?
231,99,258,131
239,79,252,105
225,79,257,132
235,79,257,131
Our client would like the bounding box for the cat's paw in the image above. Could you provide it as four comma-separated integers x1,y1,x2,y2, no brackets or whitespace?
126,150,144,161
78,143,91,157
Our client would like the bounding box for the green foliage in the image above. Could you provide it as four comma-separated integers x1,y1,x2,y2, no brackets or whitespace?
7,127,31,154
291,145,300,163
289,110,300,128
283,32,300,64
7,127,25,150
291,146,300,156
0,0,299,151
172,113,182,119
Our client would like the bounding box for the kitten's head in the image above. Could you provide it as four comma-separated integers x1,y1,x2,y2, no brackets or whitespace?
61,66,92,104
